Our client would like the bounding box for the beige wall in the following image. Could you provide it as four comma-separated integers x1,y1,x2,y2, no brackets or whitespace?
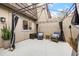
0,5,12,47
63,15,79,42
0,5,36,48
38,22,60,37
15,15,36,42
63,3,79,42
37,6,48,22
37,5,60,37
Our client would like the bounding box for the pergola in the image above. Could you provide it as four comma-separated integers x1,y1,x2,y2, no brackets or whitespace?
1,3,49,21
0,3,48,50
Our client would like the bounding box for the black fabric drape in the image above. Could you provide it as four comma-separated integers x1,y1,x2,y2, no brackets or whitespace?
74,3,79,24
10,13,15,47
36,24,38,38
15,16,19,27
36,24,38,33
71,3,79,25
59,21,65,41
10,13,19,49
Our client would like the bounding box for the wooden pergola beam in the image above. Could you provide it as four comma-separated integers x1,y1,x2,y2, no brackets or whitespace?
20,3,37,18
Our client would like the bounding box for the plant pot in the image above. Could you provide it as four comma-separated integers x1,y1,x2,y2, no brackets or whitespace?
3,40,10,49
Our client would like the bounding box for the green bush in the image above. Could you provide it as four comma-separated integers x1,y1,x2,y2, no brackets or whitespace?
1,26,12,40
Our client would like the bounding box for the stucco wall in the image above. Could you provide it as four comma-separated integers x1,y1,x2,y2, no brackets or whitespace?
63,16,79,42
63,3,79,42
37,5,60,38
38,22,60,37
0,5,12,47
0,5,36,48
15,15,36,42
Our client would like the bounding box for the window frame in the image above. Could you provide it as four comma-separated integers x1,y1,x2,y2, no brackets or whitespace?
22,20,32,31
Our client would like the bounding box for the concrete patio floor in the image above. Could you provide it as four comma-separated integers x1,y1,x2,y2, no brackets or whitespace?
0,39,72,56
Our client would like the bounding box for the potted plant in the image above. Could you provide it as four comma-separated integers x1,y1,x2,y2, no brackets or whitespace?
1,25,12,49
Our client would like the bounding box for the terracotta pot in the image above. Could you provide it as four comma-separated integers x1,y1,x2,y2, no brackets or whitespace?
3,40,10,49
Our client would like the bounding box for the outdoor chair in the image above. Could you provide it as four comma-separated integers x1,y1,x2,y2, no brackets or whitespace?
51,32,60,42
37,32,44,40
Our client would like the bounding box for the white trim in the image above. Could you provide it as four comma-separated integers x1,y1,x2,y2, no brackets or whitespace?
21,30,31,32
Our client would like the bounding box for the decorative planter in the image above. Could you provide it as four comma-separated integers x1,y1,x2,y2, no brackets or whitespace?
3,40,10,49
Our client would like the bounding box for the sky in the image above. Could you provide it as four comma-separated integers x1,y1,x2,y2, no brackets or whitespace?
48,3,73,16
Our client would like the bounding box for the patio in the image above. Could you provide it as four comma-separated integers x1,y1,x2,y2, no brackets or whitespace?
0,39,73,56
0,3,78,56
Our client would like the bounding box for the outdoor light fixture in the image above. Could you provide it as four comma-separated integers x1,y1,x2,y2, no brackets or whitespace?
42,5,45,9
0,17,6,23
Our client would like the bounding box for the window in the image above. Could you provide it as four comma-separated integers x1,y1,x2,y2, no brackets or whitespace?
23,20,28,30
29,21,32,30
23,20,32,30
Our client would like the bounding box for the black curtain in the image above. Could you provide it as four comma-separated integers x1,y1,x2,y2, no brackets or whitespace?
36,24,38,38
36,24,38,33
71,3,79,25
59,21,65,41
15,16,19,27
74,3,79,25
10,13,19,49
10,13,14,48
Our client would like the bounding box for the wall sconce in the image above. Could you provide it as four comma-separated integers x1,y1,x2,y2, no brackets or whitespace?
0,17,6,23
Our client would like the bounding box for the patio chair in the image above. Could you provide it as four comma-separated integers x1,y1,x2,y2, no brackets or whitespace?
37,32,44,40
51,32,60,42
